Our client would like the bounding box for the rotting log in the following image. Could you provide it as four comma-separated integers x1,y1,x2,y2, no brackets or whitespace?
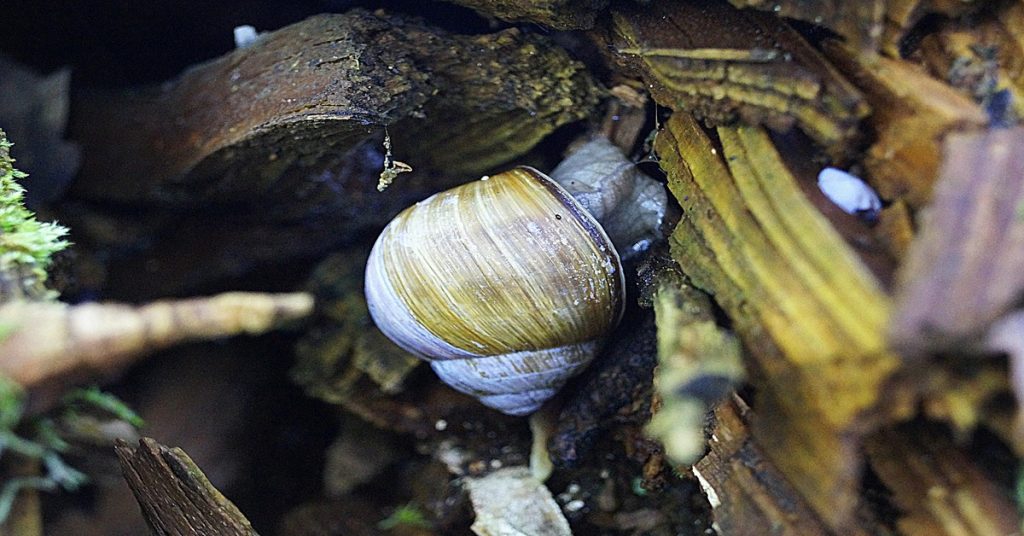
919,1,1024,125
824,40,988,209
116,438,257,536
443,0,607,29
610,1,869,159
68,9,599,298
655,112,905,531
865,423,1020,536
727,0,982,54
692,396,847,536
71,10,599,205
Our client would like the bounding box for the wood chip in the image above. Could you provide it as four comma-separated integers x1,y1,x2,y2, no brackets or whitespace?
464,467,571,536
115,438,257,536
693,396,848,536
890,128,1024,354
824,40,989,208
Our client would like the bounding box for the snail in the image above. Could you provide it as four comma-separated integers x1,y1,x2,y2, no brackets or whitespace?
365,137,666,415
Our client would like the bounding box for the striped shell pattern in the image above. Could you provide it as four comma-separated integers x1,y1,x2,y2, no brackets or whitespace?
365,167,625,415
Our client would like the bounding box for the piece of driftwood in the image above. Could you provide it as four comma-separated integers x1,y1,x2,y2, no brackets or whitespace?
824,40,988,208
115,438,257,536
864,424,1019,536
0,292,313,387
692,396,844,536
68,10,599,297
444,0,607,29
610,1,868,159
655,113,903,531
890,128,1024,355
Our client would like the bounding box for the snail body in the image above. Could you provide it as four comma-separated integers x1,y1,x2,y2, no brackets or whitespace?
365,167,626,416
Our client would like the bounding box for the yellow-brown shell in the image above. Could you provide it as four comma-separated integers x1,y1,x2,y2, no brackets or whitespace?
365,167,625,415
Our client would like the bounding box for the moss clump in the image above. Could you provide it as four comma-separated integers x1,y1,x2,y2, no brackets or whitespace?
0,130,69,302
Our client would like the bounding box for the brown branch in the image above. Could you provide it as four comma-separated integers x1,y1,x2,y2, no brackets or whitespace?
0,292,313,387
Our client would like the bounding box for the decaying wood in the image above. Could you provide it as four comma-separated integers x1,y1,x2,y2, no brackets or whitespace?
0,292,313,387
115,438,257,536
444,0,607,29
71,11,598,204
69,10,599,297
642,258,743,465
920,1,1024,125
890,128,1024,355
882,0,984,56
655,113,904,531
692,396,841,536
824,41,989,208
864,424,1020,536
728,0,981,54
549,312,657,467
293,251,421,403
611,1,869,158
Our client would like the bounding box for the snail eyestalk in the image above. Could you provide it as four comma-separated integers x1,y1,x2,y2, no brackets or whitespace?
550,137,667,260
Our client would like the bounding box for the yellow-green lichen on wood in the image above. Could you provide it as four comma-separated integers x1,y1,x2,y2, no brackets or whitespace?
646,266,743,465
655,112,901,531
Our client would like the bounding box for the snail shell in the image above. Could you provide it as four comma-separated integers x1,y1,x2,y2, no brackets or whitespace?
365,167,625,415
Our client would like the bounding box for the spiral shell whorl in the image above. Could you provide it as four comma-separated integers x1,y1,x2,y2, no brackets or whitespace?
365,168,624,415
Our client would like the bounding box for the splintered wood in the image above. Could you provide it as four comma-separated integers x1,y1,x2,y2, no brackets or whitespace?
116,438,257,536
655,113,901,531
865,424,1019,535
824,41,988,208
694,397,840,536
611,1,869,158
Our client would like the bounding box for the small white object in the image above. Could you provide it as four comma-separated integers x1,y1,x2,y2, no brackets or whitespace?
233,25,260,49
817,167,881,217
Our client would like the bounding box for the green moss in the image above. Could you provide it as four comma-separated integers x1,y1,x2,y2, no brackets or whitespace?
377,503,431,531
0,130,70,301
